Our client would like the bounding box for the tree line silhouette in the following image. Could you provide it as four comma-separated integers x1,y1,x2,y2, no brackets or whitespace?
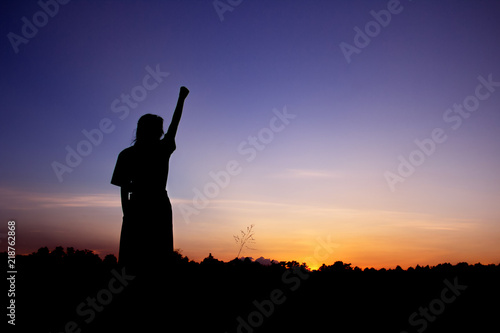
2,246,499,332
10,245,499,272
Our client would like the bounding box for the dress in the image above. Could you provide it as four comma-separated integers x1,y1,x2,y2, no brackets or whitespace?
111,135,176,271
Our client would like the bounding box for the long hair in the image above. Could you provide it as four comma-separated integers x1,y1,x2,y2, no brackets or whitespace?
133,114,164,145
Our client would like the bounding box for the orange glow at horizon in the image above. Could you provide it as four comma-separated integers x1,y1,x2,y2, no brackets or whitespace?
1,187,499,270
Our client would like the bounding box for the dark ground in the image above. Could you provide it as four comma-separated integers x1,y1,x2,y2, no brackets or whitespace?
4,247,499,332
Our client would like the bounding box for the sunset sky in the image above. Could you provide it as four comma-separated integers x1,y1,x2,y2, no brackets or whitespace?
1,0,499,269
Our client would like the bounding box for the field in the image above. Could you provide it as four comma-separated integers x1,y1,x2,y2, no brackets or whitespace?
5,247,499,332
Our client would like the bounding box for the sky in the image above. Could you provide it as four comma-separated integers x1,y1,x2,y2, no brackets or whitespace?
1,0,499,269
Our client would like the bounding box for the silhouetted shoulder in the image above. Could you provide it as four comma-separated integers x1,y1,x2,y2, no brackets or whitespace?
110,147,135,187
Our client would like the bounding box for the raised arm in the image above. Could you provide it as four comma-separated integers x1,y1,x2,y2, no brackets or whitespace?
165,86,189,140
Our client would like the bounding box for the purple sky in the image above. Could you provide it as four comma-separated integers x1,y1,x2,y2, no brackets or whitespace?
1,0,500,268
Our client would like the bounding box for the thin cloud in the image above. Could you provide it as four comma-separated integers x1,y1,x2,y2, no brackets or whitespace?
379,217,477,232
0,187,120,210
274,168,345,179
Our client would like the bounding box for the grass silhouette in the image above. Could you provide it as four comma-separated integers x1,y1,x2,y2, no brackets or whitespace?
3,246,499,332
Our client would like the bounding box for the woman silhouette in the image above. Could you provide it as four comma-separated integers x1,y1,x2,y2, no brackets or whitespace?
111,86,189,272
